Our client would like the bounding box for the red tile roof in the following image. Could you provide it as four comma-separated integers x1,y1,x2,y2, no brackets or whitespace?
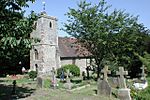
58,37,91,58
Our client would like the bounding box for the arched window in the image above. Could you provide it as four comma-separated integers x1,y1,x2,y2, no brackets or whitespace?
34,49,39,60
49,21,52,28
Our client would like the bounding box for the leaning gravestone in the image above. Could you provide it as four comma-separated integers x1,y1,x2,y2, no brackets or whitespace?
64,69,73,89
37,77,43,88
97,65,111,97
116,67,131,100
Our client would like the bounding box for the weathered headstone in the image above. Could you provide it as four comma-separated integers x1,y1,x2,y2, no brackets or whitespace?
109,77,119,88
97,65,111,97
141,65,146,80
116,67,128,88
51,67,57,89
37,77,43,88
66,69,70,83
64,69,73,89
118,88,131,100
101,65,111,81
116,67,131,100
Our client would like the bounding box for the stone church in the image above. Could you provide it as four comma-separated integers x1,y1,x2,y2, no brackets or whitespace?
30,12,92,76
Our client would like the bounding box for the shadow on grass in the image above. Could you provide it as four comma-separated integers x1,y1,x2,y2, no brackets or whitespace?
0,84,35,100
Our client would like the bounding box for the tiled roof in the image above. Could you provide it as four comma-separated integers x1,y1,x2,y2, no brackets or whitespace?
58,37,91,58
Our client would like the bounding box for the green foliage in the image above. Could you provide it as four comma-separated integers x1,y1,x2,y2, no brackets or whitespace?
135,52,150,73
28,71,37,80
57,64,80,77
63,0,150,78
0,0,37,68
44,79,51,88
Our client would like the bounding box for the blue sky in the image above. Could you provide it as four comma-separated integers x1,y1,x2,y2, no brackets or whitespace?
25,0,150,36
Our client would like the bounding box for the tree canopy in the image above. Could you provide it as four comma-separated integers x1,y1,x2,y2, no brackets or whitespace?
63,0,150,78
0,0,37,72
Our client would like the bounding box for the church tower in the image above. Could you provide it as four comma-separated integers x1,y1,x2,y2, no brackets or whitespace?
30,12,60,76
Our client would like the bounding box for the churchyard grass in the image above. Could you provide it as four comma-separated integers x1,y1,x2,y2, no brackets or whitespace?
0,76,36,99
24,82,118,100
0,76,34,85
1,74,150,100
0,76,118,100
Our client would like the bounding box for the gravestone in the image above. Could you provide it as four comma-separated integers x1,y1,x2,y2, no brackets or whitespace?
64,69,73,89
109,77,119,88
51,67,57,89
37,77,43,88
133,65,148,90
141,65,146,80
116,67,128,88
101,65,111,81
66,69,70,83
116,67,131,100
97,65,111,97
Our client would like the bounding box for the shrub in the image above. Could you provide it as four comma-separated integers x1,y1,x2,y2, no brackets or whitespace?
44,79,51,88
28,71,37,80
57,64,80,77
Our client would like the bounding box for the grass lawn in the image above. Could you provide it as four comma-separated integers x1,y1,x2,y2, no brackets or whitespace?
0,76,36,100
2,75,150,100
24,85,118,100
0,76,118,100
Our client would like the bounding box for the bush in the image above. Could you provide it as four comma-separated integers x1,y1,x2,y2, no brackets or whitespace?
57,64,80,77
28,71,37,80
44,79,51,88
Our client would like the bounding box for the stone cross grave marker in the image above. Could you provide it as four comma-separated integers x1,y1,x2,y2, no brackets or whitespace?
64,69,73,89
141,65,146,80
101,65,111,81
66,69,70,83
51,67,57,89
116,67,128,88
117,67,131,100
97,65,111,97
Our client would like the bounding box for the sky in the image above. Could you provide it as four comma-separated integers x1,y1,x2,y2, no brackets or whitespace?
25,0,150,37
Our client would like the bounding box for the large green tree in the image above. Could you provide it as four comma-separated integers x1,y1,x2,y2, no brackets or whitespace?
63,0,149,78
0,0,37,72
